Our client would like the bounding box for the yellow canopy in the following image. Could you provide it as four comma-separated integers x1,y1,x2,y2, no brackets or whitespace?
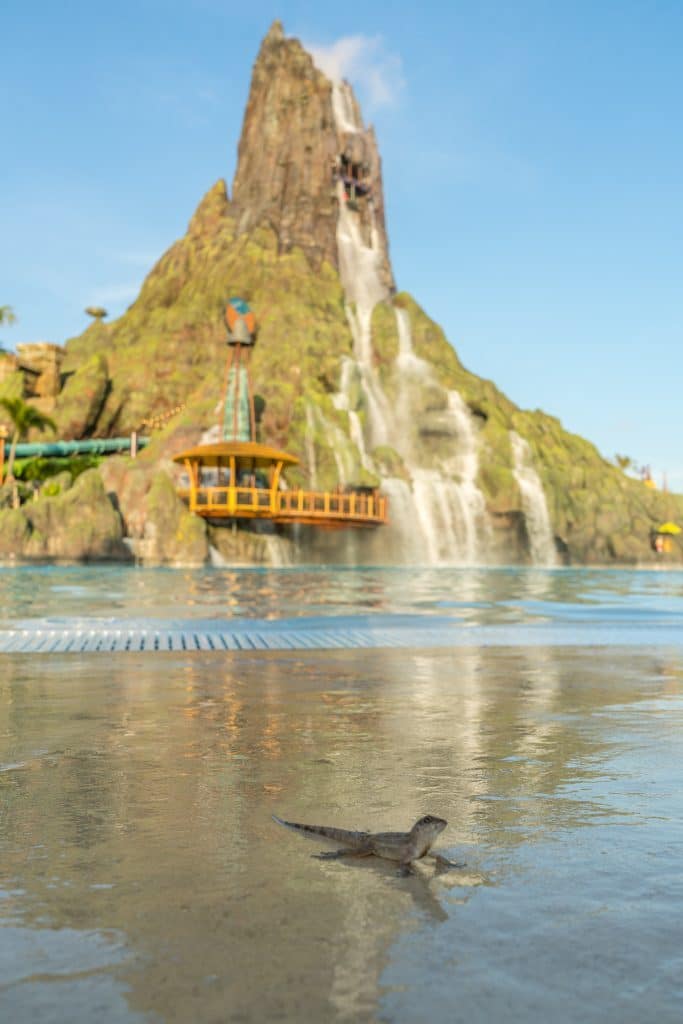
172,440,299,468
656,521,681,535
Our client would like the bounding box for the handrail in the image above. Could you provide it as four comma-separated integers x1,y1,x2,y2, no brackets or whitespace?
185,484,388,525
276,489,383,520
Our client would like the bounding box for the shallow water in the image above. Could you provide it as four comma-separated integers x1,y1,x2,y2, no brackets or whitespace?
1,568,682,1022
0,563,682,624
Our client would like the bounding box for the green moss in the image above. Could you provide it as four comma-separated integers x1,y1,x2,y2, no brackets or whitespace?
13,454,102,484
0,368,24,401
40,472,72,498
146,471,208,564
53,353,109,439
0,508,31,556
371,301,399,367
1,469,125,560
478,463,519,511
371,445,408,479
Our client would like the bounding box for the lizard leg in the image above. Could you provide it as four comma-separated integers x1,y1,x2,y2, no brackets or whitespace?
313,847,373,860
431,854,466,870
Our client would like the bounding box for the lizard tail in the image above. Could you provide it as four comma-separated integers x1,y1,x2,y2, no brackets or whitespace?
271,814,369,849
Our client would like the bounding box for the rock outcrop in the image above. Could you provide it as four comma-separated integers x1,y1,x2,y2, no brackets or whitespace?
99,457,209,565
0,342,65,414
232,21,393,292
12,20,682,566
54,352,109,438
0,469,126,561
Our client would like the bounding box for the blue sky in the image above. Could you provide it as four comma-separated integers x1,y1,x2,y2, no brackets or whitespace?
2,1,682,490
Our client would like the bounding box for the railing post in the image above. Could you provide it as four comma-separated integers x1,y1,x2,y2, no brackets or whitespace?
184,458,196,511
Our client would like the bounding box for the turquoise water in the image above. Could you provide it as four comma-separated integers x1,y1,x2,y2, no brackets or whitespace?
1,567,682,1022
2,563,683,625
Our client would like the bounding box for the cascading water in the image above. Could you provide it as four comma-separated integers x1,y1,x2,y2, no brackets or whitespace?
329,82,491,564
510,431,557,566
335,173,393,449
391,309,489,563
261,534,293,567
331,81,359,135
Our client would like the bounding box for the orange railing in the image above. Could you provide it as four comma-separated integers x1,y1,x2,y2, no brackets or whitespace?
192,486,274,515
275,489,387,524
181,485,388,526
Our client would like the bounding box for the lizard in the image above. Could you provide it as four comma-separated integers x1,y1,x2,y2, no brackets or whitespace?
272,813,464,872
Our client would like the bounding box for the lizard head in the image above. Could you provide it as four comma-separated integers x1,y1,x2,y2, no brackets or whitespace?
411,814,447,841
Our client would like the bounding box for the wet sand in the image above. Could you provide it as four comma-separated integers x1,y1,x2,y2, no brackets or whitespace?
1,645,682,1022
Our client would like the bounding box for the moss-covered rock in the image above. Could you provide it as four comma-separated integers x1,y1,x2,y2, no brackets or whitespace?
371,445,408,480
0,469,126,561
0,507,31,557
99,458,208,565
39,471,72,497
0,366,24,402
140,471,208,565
53,352,109,439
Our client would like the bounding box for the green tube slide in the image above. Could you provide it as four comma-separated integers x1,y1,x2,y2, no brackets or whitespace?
2,437,150,458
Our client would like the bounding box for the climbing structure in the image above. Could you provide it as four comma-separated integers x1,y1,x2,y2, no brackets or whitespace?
173,299,388,529
221,297,257,441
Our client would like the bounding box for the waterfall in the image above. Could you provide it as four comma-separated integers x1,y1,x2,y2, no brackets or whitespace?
332,81,360,134
510,431,557,566
443,390,490,559
208,544,226,567
389,308,489,563
209,536,292,567
261,534,292,566
328,87,490,564
332,360,374,472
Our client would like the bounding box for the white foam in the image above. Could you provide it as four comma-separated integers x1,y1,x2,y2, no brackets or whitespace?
510,431,557,566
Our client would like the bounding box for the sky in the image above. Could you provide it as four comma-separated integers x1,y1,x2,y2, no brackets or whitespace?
2,0,682,490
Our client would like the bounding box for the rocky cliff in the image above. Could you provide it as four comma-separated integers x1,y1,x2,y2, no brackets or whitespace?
3,20,681,566
232,21,392,291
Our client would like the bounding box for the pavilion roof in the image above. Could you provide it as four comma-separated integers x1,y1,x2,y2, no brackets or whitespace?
172,440,299,468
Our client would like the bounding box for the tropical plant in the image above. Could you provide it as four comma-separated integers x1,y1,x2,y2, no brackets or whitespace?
0,397,57,484
0,305,16,353
614,454,637,474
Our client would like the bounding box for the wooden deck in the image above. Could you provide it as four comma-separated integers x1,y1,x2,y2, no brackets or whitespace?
178,485,388,528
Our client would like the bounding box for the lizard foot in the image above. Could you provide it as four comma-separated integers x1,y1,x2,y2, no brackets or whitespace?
433,855,466,871
312,849,352,860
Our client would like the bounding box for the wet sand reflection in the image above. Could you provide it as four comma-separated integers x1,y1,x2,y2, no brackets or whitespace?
0,646,681,1021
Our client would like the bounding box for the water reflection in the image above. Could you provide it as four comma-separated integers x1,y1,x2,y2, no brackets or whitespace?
0,926,147,1022
2,565,683,628
1,646,682,1020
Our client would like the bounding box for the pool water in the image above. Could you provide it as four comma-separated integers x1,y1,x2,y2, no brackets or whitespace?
1,567,682,1022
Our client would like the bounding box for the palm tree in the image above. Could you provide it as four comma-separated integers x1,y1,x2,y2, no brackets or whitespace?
0,397,57,485
0,305,15,354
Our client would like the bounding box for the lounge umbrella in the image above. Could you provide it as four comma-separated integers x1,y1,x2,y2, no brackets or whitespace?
657,522,681,535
